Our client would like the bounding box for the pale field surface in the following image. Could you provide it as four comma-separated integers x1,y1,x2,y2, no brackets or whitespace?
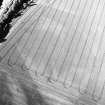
0,0,105,105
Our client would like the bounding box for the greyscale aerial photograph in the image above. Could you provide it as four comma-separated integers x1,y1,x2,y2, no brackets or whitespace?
0,0,105,105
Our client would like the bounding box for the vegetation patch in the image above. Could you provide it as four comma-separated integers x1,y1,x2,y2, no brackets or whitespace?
0,0,37,43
